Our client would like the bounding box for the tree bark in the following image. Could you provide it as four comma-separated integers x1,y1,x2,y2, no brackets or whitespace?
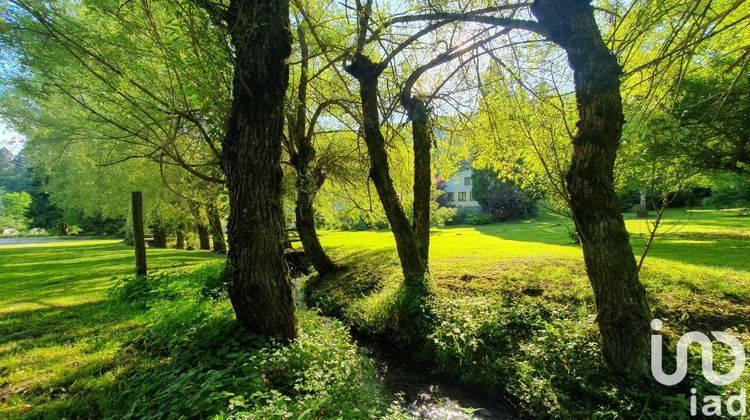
288,24,337,275
346,55,427,280
208,205,227,254
222,0,296,340
532,0,652,376
294,169,336,274
131,192,147,277
404,97,432,264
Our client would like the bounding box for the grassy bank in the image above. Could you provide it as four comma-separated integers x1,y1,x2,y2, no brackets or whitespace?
0,240,397,418
306,208,750,417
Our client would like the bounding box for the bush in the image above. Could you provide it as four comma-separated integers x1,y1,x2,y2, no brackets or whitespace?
430,205,457,227
306,262,728,419
618,187,713,212
465,213,495,225
445,208,470,225
565,225,580,244
427,295,696,417
472,169,538,221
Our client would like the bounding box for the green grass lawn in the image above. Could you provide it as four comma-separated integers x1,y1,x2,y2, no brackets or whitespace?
318,208,750,330
0,240,219,416
2,209,748,417
309,208,750,416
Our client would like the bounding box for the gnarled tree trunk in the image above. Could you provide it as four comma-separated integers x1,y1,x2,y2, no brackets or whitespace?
288,25,336,276
532,0,652,376
222,0,296,340
294,167,336,274
346,55,427,281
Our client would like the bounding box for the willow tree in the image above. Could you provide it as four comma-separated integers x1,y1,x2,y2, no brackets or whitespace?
285,2,339,275
394,0,650,373
205,0,297,339
3,0,297,339
396,0,748,375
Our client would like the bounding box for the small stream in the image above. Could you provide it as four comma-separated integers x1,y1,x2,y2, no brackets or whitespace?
363,340,518,419
292,278,518,419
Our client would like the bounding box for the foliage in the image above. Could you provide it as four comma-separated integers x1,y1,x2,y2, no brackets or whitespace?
471,169,537,221
109,260,228,305
25,177,63,231
464,213,494,225
0,147,31,193
114,302,397,419
0,241,400,418
668,64,749,176
308,208,750,418
703,173,750,209
0,190,31,229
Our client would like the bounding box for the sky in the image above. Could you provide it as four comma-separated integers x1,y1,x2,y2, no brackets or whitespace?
0,121,24,155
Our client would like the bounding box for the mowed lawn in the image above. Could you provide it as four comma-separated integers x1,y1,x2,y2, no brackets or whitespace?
0,209,748,415
0,240,219,415
320,208,750,331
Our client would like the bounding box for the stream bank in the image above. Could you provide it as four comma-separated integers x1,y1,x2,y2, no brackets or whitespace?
293,278,518,419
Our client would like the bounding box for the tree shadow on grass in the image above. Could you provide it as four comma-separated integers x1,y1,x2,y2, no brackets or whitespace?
0,242,221,416
466,218,750,272
0,299,144,417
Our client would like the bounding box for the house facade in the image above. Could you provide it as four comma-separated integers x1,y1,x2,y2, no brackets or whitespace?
439,167,482,213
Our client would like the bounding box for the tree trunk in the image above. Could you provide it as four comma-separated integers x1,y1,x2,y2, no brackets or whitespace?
346,55,427,281
295,169,336,274
404,97,432,264
638,188,649,217
288,25,337,276
196,223,210,250
131,192,147,277
175,226,185,250
208,205,227,254
152,223,167,248
222,0,296,340
532,0,652,376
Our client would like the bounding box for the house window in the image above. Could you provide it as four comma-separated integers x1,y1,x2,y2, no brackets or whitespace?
469,191,472,201
464,177,471,186
458,192,467,201
446,192,455,202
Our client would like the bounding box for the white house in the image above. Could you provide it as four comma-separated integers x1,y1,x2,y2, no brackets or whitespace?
439,166,482,213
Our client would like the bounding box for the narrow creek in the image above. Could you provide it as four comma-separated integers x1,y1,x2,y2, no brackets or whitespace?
292,278,518,419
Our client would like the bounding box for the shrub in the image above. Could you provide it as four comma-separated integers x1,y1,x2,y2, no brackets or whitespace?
472,169,538,221
445,208,470,225
430,205,457,227
465,213,495,225
565,225,581,244
307,262,727,419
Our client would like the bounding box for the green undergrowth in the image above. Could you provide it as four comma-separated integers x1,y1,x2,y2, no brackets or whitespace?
307,209,750,418
103,265,399,419
1,241,400,418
